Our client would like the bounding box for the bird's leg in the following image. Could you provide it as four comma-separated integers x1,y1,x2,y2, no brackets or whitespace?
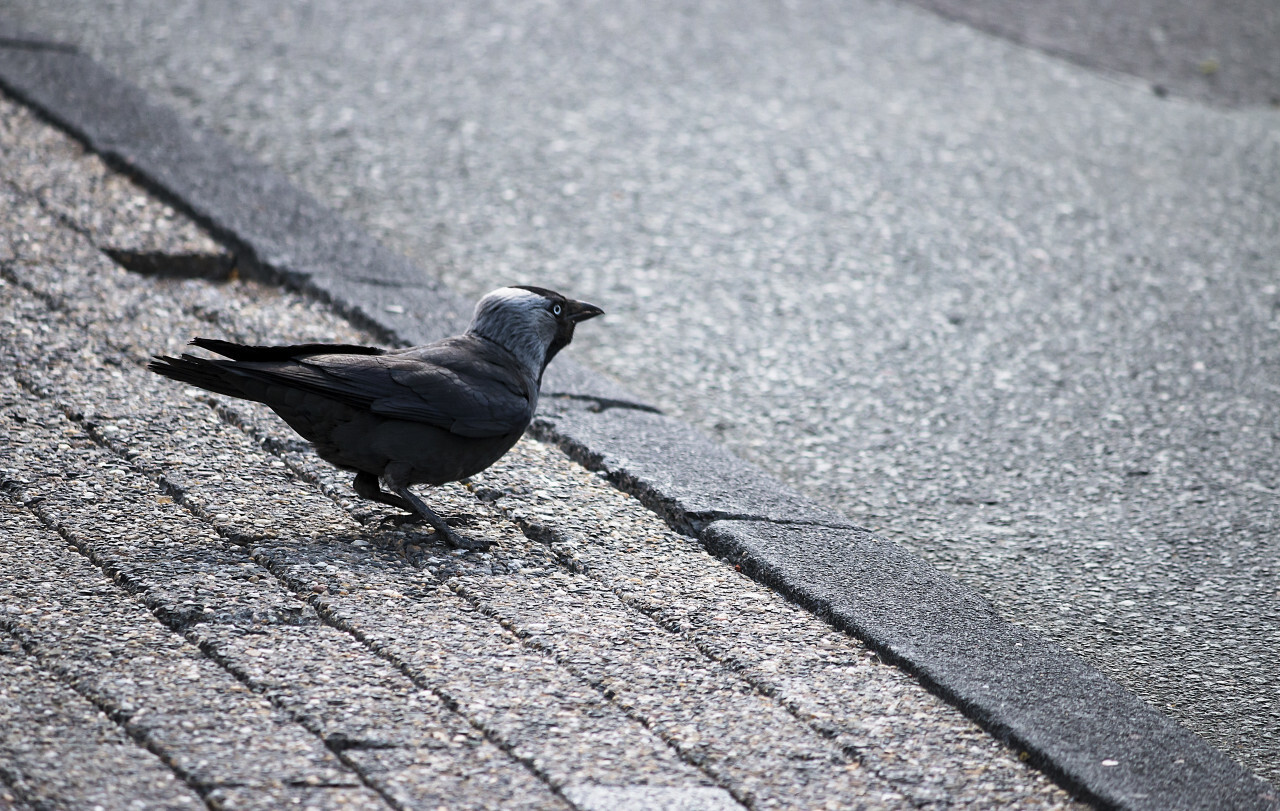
352,472,420,523
392,484,492,551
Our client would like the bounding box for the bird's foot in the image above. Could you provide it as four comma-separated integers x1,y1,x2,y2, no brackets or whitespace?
381,512,423,527
432,525,492,551
391,484,491,551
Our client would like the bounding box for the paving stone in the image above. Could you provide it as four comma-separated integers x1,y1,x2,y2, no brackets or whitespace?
0,630,204,811
0,503,376,810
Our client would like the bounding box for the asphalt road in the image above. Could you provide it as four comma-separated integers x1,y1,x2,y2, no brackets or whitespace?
6,0,1277,784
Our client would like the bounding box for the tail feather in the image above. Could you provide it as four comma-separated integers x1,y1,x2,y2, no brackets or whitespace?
150,337,386,402
190,337,383,362
147,354,257,401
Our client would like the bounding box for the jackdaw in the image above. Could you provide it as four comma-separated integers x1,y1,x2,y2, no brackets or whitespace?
148,286,603,549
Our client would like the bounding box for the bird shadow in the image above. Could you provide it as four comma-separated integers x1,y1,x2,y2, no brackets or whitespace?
279,514,506,578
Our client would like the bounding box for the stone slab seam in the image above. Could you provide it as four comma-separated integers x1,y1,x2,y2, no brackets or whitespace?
0,28,1275,811
1,270,723,809
3,341,589,810
0,593,215,807
2,365,407,810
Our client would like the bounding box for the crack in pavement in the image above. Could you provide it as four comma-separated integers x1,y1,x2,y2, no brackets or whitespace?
540,393,665,415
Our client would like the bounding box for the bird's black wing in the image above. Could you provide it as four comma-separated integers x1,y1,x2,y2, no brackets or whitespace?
221,336,535,438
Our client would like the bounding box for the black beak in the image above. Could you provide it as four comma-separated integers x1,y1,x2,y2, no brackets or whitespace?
566,299,604,322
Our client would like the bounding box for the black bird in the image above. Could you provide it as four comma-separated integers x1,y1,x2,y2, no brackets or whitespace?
148,286,603,549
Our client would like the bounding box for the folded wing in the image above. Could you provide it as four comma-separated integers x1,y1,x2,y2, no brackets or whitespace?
212,336,535,438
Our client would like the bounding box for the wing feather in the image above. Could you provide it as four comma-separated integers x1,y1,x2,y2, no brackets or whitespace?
223,336,534,438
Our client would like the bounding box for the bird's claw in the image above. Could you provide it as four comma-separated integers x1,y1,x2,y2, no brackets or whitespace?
434,525,492,551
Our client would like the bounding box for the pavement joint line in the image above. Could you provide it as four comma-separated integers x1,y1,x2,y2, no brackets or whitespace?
0,273,716,808
1,36,1274,809
0,599,219,810
4,373,405,811
476,506,883,777
4,372,565,811
0,38,78,55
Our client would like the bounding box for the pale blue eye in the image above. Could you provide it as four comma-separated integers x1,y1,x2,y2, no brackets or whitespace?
553,304,562,316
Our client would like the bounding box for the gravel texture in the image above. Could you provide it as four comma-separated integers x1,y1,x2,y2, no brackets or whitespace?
0,617,205,811
2,0,1274,783
0,91,1081,808
0,494,376,811
903,0,1280,107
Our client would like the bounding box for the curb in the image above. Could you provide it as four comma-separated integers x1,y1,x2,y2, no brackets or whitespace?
1,26,1273,811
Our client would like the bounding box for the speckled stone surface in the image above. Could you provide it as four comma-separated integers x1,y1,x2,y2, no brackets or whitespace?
0,91,1082,809
0,621,206,811
1,2,1274,784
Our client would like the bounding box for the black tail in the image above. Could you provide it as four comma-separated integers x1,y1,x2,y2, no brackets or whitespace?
190,337,384,362
147,353,259,401
149,338,385,402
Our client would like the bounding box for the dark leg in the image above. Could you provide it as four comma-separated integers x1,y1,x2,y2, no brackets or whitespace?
353,471,418,519
392,484,491,551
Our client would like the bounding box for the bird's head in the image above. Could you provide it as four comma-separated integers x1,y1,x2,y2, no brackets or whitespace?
468,286,603,380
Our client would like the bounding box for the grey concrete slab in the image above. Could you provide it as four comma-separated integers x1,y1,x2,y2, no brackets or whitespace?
0,624,205,811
